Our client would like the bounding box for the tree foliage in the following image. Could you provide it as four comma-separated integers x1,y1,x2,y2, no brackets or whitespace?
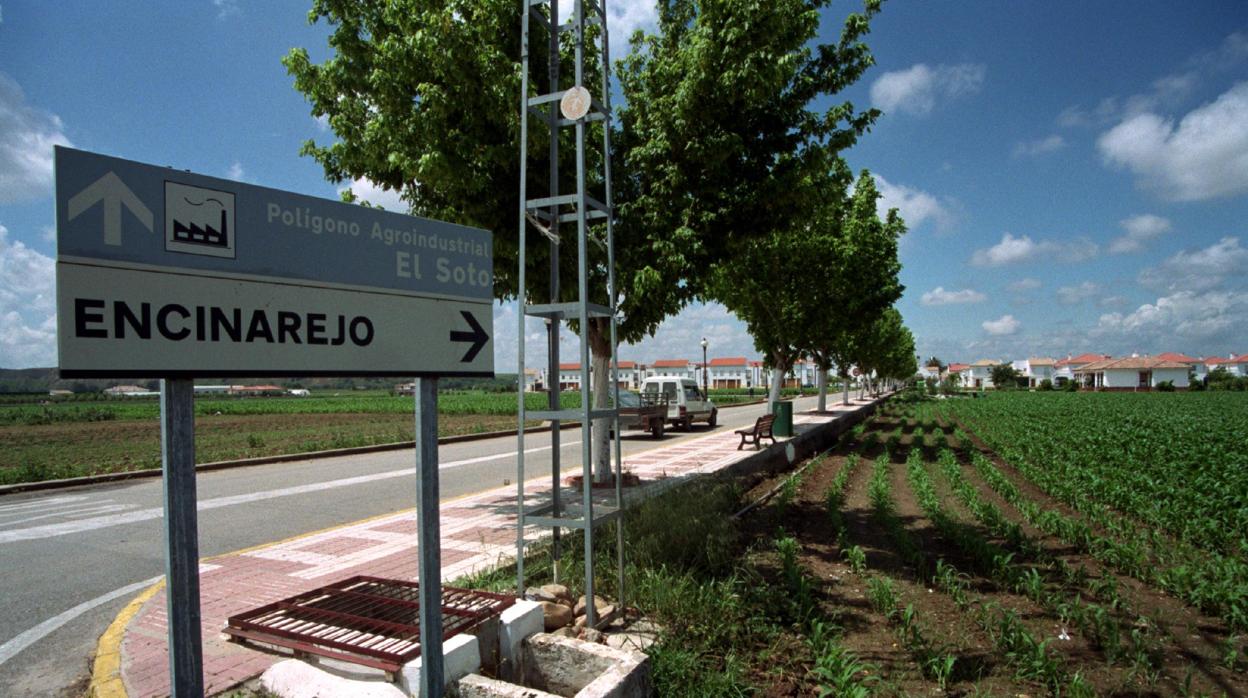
990,363,1021,388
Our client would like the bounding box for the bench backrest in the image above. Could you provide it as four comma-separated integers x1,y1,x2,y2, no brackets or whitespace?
757,414,775,431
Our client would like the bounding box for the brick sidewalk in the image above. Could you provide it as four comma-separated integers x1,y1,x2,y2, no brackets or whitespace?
112,398,879,697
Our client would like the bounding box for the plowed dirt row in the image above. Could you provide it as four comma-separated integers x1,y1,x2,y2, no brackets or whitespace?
737,407,1248,696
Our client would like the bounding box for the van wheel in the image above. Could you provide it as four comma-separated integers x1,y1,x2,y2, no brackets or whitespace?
683,417,693,431
651,420,664,438
708,409,718,428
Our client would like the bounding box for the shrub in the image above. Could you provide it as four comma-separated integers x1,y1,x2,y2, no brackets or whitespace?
1038,379,1053,391
1156,380,1175,392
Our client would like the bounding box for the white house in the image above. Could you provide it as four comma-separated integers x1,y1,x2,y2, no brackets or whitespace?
1024,357,1056,387
1053,353,1109,385
706,357,749,389
557,363,582,391
1074,355,1191,390
649,359,693,380
966,359,999,389
1205,353,1248,378
522,368,543,392
1156,352,1203,382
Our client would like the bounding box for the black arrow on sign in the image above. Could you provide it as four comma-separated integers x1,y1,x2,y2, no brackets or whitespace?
450,310,489,363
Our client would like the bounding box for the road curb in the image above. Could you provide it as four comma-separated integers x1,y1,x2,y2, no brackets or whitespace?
0,398,773,496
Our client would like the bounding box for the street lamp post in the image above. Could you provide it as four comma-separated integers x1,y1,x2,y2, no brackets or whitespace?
700,337,708,395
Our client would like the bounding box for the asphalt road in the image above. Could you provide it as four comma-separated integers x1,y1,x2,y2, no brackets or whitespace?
0,395,822,696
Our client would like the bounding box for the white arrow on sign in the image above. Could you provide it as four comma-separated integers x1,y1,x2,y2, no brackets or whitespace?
67,171,153,247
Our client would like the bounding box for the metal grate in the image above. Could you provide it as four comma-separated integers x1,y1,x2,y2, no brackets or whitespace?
223,575,514,673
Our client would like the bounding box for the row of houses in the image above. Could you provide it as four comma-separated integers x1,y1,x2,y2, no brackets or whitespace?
526,357,833,392
101,384,297,397
927,352,1248,391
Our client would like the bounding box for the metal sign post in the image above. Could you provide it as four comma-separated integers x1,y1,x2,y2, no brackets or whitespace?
159,378,203,697
413,377,443,697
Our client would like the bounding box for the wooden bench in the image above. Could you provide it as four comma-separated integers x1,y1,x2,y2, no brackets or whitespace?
735,414,777,450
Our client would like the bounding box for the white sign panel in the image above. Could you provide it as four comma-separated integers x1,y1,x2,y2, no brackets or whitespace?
55,147,494,378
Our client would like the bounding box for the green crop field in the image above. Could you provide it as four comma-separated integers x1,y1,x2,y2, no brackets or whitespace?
935,391,1248,630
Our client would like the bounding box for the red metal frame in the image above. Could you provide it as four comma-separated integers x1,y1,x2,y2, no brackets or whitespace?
223,575,514,673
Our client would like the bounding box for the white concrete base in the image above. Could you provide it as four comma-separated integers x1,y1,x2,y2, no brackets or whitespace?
397,632,481,696
497,599,544,681
523,633,651,698
260,659,406,698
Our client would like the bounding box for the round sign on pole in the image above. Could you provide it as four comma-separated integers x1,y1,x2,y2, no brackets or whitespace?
560,86,592,121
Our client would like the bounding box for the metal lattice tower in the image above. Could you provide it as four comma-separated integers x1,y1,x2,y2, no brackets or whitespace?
515,0,623,629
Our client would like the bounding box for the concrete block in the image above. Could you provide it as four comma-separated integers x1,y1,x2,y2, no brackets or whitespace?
397,632,481,697
523,632,651,698
260,659,407,698
498,599,544,681
455,673,562,698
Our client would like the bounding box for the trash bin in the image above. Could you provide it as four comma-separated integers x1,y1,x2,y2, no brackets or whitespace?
771,400,794,437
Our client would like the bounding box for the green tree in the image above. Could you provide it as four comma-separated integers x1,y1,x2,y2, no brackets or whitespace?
990,363,1020,389
802,171,905,410
847,308,914,398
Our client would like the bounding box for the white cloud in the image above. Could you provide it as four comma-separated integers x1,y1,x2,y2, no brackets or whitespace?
214,0,240,20
870,63,985,116
1109,213,1171,254
341,177,408,213
1013,134,1065,157
873,174,954,232
606,0,658,58
1138,236,1248,292
1009,277,1041,292
226,161,246,182
1097,289,1248,345
921,287,986,306
0,224,57,367
40,225,55,244
1097,81,1248,201
970,233,1098,267
1056,281,1100,305
0,73,72,204
314,114,330,132
982,314,1020,336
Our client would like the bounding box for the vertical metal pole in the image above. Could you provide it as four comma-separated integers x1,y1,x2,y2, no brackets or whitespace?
598,0,625,614
415,378,443,698
572,0,596,630
160,378,202,697
547,0,563,585
516,0,531,599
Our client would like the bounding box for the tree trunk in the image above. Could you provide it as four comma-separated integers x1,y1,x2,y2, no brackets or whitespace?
816,369,827,412
767,367,783,412
842,370,850,406
588,318,612,484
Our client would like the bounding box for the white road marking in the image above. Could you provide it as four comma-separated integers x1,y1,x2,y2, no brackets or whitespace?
0,440,580,545
0,576,161,668
0,496,90,514
0,503,132,528
0,562,221,669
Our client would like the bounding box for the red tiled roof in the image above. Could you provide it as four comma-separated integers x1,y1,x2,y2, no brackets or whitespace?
1055,353,1109,367
1074,356,1191,372
558,363,580,371
617,361,636,369
947,363,970,372
1156,352,1199,363
651,359,689,368
709,357,748,367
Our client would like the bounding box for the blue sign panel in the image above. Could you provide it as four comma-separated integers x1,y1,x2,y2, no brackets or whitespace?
55,147,492,301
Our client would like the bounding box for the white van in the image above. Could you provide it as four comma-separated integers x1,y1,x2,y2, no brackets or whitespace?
640,377,717,430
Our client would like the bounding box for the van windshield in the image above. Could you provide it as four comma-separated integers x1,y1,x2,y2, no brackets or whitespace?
684,384,702,401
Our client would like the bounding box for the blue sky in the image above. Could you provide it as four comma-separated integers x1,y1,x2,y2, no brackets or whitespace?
0,1,1245,371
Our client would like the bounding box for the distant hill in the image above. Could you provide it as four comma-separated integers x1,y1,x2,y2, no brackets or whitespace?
0,368,520,394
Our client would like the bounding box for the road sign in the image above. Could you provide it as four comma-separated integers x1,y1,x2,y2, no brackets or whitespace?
54,146,494,378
